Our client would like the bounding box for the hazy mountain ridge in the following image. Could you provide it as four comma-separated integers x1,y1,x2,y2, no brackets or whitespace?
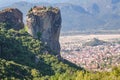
0,0,120,32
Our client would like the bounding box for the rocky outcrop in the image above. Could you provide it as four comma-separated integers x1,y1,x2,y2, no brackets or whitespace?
0,8,24,30
26,6,62,54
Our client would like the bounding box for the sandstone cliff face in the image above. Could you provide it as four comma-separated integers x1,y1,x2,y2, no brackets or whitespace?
0,8,24,30
26,6,62,54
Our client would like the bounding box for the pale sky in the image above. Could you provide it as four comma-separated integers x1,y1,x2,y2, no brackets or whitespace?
0,0,90,7
0,0,96,7
0,0,65,7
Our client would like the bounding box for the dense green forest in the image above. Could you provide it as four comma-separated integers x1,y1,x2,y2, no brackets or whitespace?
0,23,120,80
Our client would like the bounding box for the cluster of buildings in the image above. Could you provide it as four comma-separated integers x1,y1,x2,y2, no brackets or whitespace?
61,40,120,71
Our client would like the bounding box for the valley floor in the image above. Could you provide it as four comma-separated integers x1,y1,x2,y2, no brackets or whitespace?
60,34,120,71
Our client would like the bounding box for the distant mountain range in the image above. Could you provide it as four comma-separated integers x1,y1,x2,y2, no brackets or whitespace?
0,0,120,33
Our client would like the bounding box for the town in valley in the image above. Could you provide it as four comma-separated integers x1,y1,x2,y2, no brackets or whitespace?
60,34,120,71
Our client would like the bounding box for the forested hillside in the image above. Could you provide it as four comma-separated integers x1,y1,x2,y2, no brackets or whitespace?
0,23,120,80
0,23,80,80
